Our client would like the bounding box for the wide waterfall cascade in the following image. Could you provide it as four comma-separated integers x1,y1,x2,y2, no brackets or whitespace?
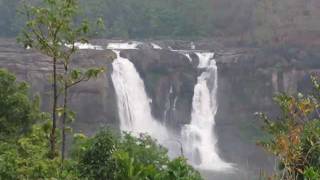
111,50,169,143
107,42,141,50
65,43,103,50
182,52,233,171
74,43,103,50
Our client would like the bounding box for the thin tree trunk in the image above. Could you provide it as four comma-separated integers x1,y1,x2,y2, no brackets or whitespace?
50,57,58,159
61,65,68,162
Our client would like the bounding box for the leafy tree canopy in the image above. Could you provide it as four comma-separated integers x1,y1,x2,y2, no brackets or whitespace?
0,69,41,141
74,130,203,180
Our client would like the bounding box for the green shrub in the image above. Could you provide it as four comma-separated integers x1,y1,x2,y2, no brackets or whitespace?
156,157,203,180
304,167,320,180
0,69,41,140
0,69,80,179
258,76,320,180
75,130,203,180
0,123,79,180
76,130,120,179
113,133,169,180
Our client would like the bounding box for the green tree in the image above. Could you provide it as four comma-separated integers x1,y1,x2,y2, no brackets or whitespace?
113,133,169,180
0,122,80,180
156,157,203,180
58,65,104,161
75,130,120,179
74,130,203,180
0,69,40,141
19,0,104,159
0,70,78,180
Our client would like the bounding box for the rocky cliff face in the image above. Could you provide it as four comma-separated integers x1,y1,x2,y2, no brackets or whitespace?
1,38,320,175
215,47,320,172
0,39,119,135
0,39,202,134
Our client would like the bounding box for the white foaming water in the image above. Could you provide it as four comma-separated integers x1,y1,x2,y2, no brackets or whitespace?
182,52,233,171
197,53,213,68
163,85,174,123
173,97,178,111
107,41,141,50
184,53,193,62
151,43,162,49
111,49,233,171
65,43,104,50
111,50,169,142
191,42,196,50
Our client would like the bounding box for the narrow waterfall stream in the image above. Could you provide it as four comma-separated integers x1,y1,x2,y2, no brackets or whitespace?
111,50,169,142
181,53,233,170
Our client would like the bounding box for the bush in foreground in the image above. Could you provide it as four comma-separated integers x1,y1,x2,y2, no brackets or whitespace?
0,69,203,180
75,130,203,180
258,76,320,180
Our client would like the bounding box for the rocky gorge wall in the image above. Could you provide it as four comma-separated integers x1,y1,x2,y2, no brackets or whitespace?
1,38,320,175
215,46,320,173
0,39,119,135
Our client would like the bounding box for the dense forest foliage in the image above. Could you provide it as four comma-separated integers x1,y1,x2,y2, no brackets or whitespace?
0,1,203,179
78,0,214,38
1,0,319,44
0,69,202,179
1,0,214,38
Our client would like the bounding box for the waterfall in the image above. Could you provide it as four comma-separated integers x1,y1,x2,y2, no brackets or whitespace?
107,42,141,50
181,52,232,171
151,43,162,49
184,53,193,62
163,85,173,124
111,50,169,142
191,42,196,50
111,48,232,171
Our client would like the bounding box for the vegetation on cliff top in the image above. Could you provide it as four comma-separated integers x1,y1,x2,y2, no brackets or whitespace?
0,0,319,46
